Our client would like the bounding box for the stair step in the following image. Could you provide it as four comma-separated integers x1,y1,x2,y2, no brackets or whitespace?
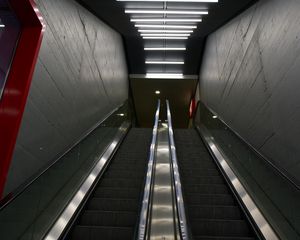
183,184,229,194
194,236,255,240
188,205,243,220
183,176,224,184
99,178,143,188
181,169,220,176
186,194,235,206
79,210,137,227
191,219,252,237
87,198,139,212
93,187,141,199
71,226,133,240
104,169,145,178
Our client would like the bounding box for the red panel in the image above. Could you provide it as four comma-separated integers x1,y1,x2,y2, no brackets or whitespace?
189,98,196,118
0,0,44,197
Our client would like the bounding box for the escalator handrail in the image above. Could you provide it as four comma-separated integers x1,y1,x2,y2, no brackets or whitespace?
194,100,300,191
166,100,189,240
137,100,160,240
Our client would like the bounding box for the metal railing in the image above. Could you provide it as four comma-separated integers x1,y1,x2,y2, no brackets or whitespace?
137,100,160,240
166,100,189,240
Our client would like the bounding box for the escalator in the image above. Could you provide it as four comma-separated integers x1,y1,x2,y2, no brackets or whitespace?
69,128,152,240
174,129,256,240
0,100,277,240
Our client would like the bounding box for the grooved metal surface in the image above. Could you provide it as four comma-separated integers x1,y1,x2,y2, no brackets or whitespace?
149,123,177,240
4,0,128,195
199,0,300,184
174,129,256,240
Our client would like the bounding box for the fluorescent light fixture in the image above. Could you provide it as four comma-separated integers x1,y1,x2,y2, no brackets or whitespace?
212,115,218,119
146,73,184,79
141,33,190,37
0,24,5,28
135,24,197,29
131,18,202,22
125,10,208,15
143,36,188,39
144,47,186,51
155,90,161,95
118,0,218,2
146,61,184,65
139,29,193,33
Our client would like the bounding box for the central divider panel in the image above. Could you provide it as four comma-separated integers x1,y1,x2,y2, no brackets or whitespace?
149,122,178,239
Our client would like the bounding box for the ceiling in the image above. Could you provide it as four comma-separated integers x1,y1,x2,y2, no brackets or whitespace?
130,77,198,128
77,0,257,75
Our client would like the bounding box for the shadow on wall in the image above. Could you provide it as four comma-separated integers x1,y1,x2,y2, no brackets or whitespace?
199,0,300,184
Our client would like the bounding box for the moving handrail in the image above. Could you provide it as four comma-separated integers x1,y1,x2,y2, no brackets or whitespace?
137,100,160,240
166,100,189,240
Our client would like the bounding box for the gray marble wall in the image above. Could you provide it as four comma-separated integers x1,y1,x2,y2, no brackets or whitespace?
199,0,300,184
4,0,128,194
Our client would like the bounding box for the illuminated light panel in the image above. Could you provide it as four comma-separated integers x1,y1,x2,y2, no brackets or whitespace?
118,0,218,2
155,90,161,94
143,36,188,39
141,33,190,37
0,24,5,27
144,47,186,51
139,29,193,33
146,73,184,79
135,24,197,29
131,18,202,22
125,10,208,15
145,61,184,65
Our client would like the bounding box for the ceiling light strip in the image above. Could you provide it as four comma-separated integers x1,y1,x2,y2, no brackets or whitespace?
141,33,190,37
0,24,5,27
139,30,193,33
136,24,197,29
144,48,186,51
125,10,208,15
143,37,188,39
146,73,184,79
131,18,202,22
118,0,218,2
146,61,184,65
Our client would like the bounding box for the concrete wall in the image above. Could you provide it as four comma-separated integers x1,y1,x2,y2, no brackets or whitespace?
4,0,128,194
199,0,300,184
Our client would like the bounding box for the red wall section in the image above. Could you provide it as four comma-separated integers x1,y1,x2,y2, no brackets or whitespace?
0,0,44,198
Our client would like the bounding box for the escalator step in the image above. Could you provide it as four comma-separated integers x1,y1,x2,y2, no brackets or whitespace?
174,129,256,240
188,205,243,220
191,219,252,237
79,210,136,227
179,161,216,169
104,169,145,178
93,187,140,199
186,194,235,206
99,178,143,188
184,176,224,184
194,237,255,240
181,169,220,176
71,226,133,240
87,198,139,212
183,184,229,194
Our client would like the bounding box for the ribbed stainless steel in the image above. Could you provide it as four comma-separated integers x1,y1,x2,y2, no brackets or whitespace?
138,100,161,240
166,100,189,240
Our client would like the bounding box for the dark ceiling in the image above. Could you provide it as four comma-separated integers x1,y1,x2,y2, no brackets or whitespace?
77,0,256,75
